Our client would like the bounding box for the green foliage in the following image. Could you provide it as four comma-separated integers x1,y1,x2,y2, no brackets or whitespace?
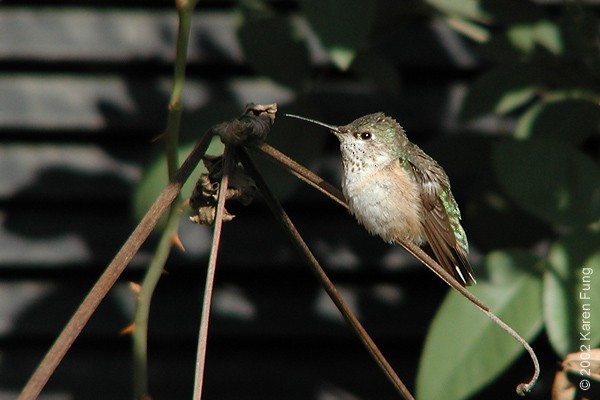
237,2,312,89
506,19,562,55
298,0,375,70
133,137,224,228
459,63,540,120
423,0,491,22
492,139,600,227
543,231,600,357
423,0,600,398
133,0,600,397
515,96,600,143
417,250,543,400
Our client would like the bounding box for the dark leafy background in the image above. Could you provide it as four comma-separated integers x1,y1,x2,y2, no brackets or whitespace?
194,0,599,398
1,0,598,399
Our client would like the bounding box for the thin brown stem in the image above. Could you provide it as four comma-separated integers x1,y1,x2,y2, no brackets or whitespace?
192,145,234,400
251,142,346,207
133,203,183,400
254,143,540,394
400,241,539,395
237,147,415,400
18,130,215,400
131,0,197,394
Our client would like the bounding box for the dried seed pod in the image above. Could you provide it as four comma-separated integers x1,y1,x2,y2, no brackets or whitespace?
189,155,256,224
215,103,277,146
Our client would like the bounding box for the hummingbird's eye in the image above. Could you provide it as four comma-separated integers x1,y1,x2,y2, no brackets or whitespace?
357,131,372,140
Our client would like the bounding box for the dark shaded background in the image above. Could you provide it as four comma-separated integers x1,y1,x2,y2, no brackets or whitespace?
0,1,594,399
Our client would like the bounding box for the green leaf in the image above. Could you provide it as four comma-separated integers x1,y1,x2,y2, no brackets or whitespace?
507,20,563,55
416,250,543,400
492,139,600,227
515,97,600,144
534,20,562,55
495,86,538,115
506,24,536,54
426,136,552,251
238,8,311,88
423,0,490,22
544,231,600,356
132,138,224,228
514,100,544,139
459,63,539,121
298,0,375,70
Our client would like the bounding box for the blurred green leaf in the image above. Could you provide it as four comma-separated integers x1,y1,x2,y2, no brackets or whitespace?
467,188,553,251
417,250,543,400
544,230,600,357
514,100,543,139
533,20,562,55
238,7,311,88
515,97,600,144
492,139,600,227
507,20,562,55
459,63,539,121
424,0,490,22
495,86,537,115
133,138,224,228
427,136,551,250
299,0,375,70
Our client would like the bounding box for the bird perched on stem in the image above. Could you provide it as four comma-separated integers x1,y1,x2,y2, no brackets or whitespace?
287,112,475,286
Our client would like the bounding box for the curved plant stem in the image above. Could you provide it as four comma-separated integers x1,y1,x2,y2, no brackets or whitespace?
18,130,214,400
132,204,183,399
131,1,198,398
251,142,346,207
253,142,540,395
166,0,198,177
400,240,539,395
192,146,234,400
237,147,416,400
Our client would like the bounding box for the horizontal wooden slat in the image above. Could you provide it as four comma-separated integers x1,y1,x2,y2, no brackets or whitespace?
0,332,556,400
0,73,500,136
0,8,485,68
0,337,423,400
0,276,444,340
0,202,427,271
0,143,142,200
0,76,295,131
0,9,244,64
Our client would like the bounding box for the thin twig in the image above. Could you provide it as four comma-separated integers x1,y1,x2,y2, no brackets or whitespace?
193,145,234,400
254,143,540,395
132,0,197,396
18,130,215,400
165,0,199,176
400,240,539,395
251,142,346,207
237,147,416,400
132,204,183,399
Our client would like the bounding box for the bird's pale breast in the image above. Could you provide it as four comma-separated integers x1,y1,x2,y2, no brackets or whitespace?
342,160,425,244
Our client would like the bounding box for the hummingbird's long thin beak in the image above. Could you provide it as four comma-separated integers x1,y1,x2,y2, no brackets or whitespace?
285,114,340,133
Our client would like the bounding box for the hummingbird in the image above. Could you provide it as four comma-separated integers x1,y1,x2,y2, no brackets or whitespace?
286,112,476,286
